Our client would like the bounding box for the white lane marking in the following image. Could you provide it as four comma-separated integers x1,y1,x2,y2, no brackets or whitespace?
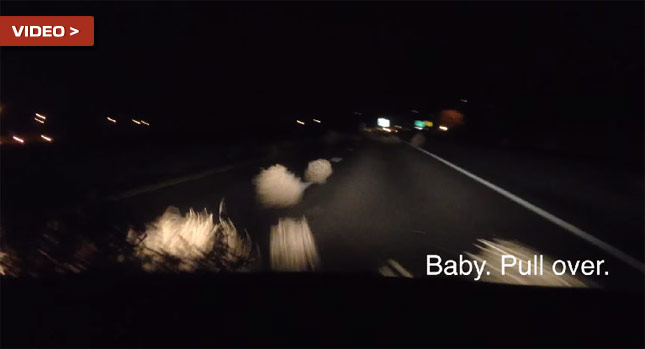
411,145,645,273
387,259,414,278
378,265,397,277
108,165,235,200
465,252,528,285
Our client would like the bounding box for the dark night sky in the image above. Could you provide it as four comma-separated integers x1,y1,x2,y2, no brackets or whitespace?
1,2,643,139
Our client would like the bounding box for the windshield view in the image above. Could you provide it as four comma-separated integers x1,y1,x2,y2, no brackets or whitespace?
1,1,643,348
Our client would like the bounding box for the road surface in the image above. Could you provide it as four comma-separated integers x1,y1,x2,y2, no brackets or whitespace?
112,135,644,289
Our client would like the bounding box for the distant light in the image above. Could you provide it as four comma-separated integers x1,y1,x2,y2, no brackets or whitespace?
410,109,419,114
414,126,423,130
424,120,433,127
382,127,392,133
132,119,141,125
439,125,448,131
377,118,390,127
35,113,46,120
414,120,425,129
312,119,321,123
140,120,150,126
34,117,45,124
12,136,24,144
296,120,305,125
107,117,117,123
460,99,468,103
40,134,53,142
394,125,402,129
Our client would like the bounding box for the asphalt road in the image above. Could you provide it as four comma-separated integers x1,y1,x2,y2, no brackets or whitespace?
113,135,644,290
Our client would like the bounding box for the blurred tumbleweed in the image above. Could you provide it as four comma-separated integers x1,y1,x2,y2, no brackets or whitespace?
128,200,254,272
305,159,333,184
253,164,304,208
270,217,320,271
